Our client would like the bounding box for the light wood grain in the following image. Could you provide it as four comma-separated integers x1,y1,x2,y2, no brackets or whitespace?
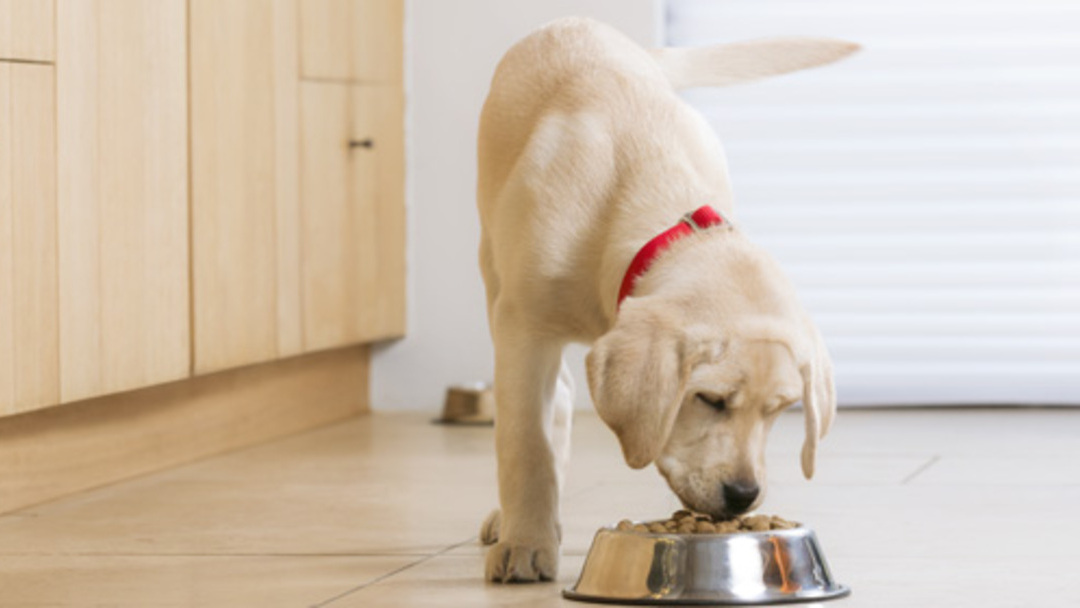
0,65,9,414
0,0,54,62
56,0,189,402
190,0,302,374
0,63,59,416
351,85,406,339
273,0,304,358
0,345,369,515
299,0,403,83
300,82,351,350
300,83,406,351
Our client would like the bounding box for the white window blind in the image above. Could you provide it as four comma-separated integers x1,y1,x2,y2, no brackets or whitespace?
667,0,1080,405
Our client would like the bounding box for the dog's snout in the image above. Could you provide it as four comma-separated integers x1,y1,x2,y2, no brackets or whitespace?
722,482,760,514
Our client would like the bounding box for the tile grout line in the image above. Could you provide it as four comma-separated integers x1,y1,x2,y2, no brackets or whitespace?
901,455,942,485
0,552,448,558
310,537,479,608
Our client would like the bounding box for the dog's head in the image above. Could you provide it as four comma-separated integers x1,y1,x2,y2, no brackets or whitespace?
586,237,835,518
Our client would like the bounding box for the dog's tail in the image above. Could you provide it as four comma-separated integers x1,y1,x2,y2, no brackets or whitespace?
649,37,860,90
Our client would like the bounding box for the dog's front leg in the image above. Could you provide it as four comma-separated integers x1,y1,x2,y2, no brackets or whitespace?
485,318,563,583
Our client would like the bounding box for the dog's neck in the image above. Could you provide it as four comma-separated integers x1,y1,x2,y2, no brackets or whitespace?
616,205,730,309
599,207,739,327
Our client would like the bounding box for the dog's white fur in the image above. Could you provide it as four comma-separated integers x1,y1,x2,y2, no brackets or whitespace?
476,17,856,583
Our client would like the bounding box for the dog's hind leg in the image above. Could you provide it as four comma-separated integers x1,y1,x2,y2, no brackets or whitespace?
484,310,564,583
478,235,500,325
551,359,574,495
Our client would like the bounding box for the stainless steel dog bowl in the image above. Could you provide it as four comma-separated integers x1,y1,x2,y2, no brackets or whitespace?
564,524,849,605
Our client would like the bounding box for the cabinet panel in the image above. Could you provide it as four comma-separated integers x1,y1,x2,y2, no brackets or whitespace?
190,0,302,374
0,0,54,62
56,0,189,402
299,0,403,83
0,63,58,415
300,83,405,351
350,86,405,339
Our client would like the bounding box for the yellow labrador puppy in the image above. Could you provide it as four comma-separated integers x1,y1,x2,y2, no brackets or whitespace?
476,17,856,583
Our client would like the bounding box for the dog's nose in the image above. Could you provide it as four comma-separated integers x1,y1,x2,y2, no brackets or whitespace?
722,482,760,514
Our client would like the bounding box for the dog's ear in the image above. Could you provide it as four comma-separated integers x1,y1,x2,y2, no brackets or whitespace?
799,324,837,479
650,37,860,89
586,304,696,469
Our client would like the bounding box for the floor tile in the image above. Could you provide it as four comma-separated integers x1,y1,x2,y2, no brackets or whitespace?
910,455,1080,486
798,407,1080,457
2,407,1078,608
0,416,497,556
765,453,935,485
0,476,492,556
160,414,499,488
757,484,1080,560
0,555,416,608
828,555,1080,607
326,554,586,607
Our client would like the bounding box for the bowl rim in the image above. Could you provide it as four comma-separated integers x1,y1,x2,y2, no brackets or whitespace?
562,585,852,606
601,521,810,538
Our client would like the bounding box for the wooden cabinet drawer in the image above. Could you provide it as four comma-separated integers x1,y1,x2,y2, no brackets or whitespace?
300,82,405,351
299,0,402,83
0,63,58,415
0,0,54,62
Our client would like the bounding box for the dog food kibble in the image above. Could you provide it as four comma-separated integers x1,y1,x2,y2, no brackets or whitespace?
617,510,800,534
744,514,772,532
695,521,717,533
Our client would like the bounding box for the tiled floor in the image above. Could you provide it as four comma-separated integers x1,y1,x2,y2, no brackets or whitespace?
2,407,1079,607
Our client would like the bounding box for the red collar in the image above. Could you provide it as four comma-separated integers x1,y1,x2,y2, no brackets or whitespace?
616,205,728,309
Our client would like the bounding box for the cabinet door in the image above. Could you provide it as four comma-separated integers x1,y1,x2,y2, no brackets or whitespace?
0,63,58,416
190,0,303,374
299,0,403,83
300,83,405,351
56,0,189,402
0,0,54,62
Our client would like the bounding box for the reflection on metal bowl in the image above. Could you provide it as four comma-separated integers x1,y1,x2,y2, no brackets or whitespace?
564,524,849,605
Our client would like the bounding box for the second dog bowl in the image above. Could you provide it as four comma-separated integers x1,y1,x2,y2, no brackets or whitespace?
435,382,495,425
564,523,849,605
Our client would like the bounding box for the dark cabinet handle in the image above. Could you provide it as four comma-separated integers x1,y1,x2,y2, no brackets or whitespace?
349,138,374,149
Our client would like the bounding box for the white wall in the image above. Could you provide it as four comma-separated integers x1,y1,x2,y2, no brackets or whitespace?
372,0,662,410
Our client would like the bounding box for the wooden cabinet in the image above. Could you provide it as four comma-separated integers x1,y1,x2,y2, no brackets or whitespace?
196,0,405,365
300,83,405,350
190,0,303,374
0,0,54,62
299,0,403,83
192,0,404,370
0,63,58,416
0,0,404,416
56,0,190,403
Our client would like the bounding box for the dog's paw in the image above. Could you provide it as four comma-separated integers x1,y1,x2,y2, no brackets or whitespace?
485,538,559,583
480,509,500,545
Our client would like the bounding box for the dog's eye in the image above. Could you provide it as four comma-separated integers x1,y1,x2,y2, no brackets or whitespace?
696,393,727,411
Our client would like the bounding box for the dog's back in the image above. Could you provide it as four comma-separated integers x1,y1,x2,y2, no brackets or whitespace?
477,18,668,212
